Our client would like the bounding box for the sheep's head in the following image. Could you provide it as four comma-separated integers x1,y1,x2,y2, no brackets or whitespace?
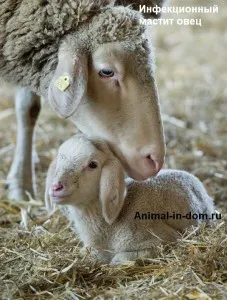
48,6,165,181
45,134,126,225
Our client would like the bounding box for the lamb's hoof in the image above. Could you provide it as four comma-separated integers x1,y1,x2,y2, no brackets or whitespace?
110,256,122,265
110,259,119,265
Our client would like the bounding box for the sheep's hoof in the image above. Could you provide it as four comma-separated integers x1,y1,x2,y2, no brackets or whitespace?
5,182,35,202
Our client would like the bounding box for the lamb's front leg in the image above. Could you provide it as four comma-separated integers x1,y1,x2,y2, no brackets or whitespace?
111,249,156,265
6,88,41,201
80,246,113,264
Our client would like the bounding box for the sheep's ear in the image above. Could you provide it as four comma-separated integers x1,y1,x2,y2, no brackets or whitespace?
99,159,126,225
45,159,57,212
48,50,88,118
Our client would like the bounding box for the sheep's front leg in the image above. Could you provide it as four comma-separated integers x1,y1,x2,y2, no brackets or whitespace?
111,249,155,265
6,88,41,201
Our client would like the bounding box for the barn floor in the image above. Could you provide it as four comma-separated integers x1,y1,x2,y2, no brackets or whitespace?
0,0,226,299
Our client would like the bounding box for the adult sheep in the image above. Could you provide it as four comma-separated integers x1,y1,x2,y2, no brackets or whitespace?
0,0,165,201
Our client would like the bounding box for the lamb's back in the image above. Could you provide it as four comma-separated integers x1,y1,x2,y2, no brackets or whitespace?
113,170,215,246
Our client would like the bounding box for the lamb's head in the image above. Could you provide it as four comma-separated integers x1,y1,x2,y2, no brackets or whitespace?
48,6,165,181
45,134,126,225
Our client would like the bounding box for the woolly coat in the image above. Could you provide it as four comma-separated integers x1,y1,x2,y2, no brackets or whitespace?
116,0,166,18
0,0,146,97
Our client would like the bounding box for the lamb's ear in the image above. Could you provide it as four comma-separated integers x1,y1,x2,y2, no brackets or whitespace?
45,159,57,212
99,158,126,225
48,50,88,118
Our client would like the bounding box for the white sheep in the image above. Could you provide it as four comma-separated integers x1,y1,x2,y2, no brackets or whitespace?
45,134,216,264
1,1,165,201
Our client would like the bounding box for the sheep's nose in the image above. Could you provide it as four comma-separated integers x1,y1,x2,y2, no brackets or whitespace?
145,154,163,174
123,149,165,181
51,182,64,192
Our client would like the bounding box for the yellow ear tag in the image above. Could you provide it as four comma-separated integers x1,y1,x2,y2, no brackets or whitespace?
55,75,70,92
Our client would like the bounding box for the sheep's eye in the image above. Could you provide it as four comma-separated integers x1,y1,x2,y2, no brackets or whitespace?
88,161,98,169
99,69,114,78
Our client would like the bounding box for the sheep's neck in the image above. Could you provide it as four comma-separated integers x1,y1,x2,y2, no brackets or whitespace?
67,199,107,247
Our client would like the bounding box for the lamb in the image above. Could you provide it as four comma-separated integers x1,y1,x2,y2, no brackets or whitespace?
1,0,166,201
45,134,216,264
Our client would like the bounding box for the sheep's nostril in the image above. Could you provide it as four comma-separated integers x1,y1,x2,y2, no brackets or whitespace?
145,155,162,174
51,183,64,192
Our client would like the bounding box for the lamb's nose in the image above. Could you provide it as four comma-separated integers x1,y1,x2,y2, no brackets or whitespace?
51,182,64,192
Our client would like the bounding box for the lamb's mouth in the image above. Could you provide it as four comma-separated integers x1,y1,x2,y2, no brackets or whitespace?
50,194,72,204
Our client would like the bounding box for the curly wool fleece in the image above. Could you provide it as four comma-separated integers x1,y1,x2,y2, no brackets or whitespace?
0,0,145,96
115,0,166,18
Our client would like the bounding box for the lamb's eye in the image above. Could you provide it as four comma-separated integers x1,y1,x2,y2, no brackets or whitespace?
99,69,114,78
88,161,98,169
